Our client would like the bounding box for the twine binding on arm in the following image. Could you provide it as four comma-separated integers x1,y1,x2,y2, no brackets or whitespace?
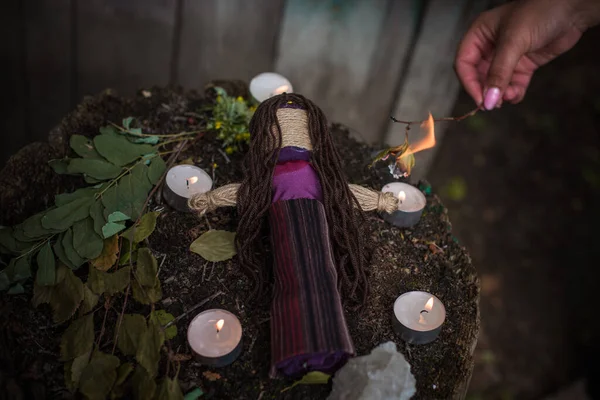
349,184,398,214
188,183,240,215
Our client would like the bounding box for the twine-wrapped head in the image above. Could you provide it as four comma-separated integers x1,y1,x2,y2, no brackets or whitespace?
236,93,371,307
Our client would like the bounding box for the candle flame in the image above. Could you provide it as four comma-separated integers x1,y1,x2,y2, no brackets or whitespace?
425,297,434,311
398,191,406,203
272,85,289,95
215,319,225,332
187,176,199,185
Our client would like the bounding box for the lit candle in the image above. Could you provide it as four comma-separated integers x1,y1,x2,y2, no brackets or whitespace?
380,182,426,228
392,291,446,344
249,72,293,103
187,309,243,367
163,165,213,212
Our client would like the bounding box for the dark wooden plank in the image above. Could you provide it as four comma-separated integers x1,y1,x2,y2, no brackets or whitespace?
76,0,176,99
25,0,72,145
385,0,490,181
0,1,27,166
275,0,416,144
177,0,285,91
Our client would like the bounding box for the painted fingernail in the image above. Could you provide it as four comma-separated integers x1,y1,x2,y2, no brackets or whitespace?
484,87,500,110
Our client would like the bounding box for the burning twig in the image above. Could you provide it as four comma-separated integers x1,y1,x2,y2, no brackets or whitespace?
371,106,482,176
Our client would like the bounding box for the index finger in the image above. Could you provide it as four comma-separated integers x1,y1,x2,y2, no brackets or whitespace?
455,28,491,106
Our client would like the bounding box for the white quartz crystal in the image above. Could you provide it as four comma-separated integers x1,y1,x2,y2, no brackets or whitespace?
327,341,416,400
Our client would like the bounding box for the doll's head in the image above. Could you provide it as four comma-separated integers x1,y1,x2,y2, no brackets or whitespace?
236,93,371,307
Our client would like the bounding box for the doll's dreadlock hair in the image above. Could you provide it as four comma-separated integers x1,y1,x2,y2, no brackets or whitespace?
236,93,371,307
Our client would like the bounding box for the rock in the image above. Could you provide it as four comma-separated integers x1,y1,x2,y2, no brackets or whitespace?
328,341,417,400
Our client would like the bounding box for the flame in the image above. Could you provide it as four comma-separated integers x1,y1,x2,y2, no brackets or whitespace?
425,297,434,311
215,319,225,332
272,85,289,95
418,314,427,325
398,191,406,203
405,113,436,157
187,176,199,185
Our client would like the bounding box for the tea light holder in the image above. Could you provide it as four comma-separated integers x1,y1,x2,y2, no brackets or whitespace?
249,72,293,102
392,291,446,345
163,165,212,212
187,309,243,367
380,182,426,228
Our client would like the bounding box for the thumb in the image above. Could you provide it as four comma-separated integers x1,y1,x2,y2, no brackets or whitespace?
484,35,528,110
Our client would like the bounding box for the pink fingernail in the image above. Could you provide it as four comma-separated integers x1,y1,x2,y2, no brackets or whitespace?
483,87,500,110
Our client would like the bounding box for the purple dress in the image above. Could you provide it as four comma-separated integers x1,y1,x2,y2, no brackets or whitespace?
268,146,355,378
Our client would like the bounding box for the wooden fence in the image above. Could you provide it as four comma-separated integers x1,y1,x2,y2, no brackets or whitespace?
2,0,489,178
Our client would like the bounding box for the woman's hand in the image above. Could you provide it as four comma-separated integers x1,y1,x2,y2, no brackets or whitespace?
454,0,599,110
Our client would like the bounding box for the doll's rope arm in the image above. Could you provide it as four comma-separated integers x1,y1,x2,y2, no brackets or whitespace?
188,183,240,215
349,184,398,214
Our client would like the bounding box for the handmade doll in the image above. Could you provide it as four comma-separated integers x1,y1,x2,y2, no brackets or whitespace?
189,93,398,378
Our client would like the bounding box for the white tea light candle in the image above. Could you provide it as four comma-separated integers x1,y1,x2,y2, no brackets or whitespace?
380,182,426,228
392,291,446,344
249,72,293,102
163,165,212,212
187,309,243,367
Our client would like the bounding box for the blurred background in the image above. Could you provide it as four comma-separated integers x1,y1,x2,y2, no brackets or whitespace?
1,0,599,399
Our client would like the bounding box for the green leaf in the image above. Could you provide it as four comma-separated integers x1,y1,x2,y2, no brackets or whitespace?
132,278,162,305
7,283,24,294
132,136,159,145
54,235,76,269
22,212,57,239
122,211,159,243
0,228,17,254
94,134,155,167
135,248,158,287
108,211,130,223
12,225,40,242
49,158,70,174
91,235,119,271
36,242,56,286
102,167,152,220
117,314,147,356
156,377,184,400
80,285,99,315
62,228,86,268
136,317,164,377
60,313,94,361
184,387,204,400
65,350,91,391
87,268,104,294
70,134,102,159
122,117,134,130
84,175,103,184
102,221,126,238
90,200,106,237
100,125,119,136
55,187,99,207
115,362,134,386
189,230,237,262
5,257,32,282
147,156,166,184
131,366,156,400
281,371,331,392
88,266,131,296
79,351,120,400
119,237,137,266
73,217,104,260
150,310,177,339
42,197,94,231
67,158,122,180
33,265,84,323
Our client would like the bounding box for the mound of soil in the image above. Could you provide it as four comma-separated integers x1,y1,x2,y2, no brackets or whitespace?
0,85,479,400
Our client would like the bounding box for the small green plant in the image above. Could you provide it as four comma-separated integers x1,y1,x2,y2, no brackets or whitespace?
207,87,255,154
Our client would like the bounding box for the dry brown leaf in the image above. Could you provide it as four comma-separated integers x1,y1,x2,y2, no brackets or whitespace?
202,371,221,381
91,235,119,271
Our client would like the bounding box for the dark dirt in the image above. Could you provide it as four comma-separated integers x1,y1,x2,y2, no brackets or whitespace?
428,26,600,400
0,85,479,399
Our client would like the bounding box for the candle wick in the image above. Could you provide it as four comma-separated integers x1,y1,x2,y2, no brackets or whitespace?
420,310,429,314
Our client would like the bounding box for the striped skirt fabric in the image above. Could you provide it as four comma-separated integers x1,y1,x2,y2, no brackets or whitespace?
268,198,355,378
